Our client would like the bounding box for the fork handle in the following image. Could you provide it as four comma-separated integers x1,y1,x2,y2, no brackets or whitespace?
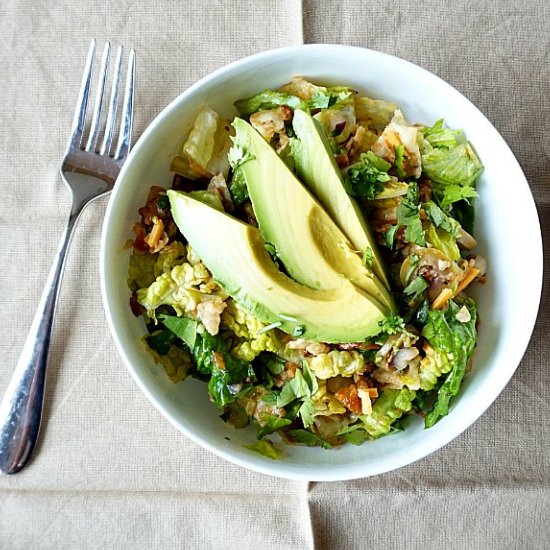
0,208,80,474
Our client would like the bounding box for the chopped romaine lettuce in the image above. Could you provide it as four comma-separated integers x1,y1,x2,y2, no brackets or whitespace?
422,298,477,427
354,96,398,131
361,388,416,438
245,439,282,460
422,142,483,187
279,77,354,108
181,107,232,177
422,119,462,149
313,100,356,144
234,91,307,116
425,223,460,261
128,252,158,292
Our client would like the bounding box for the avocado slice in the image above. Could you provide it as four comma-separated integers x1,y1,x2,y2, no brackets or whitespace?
232,118,395,314
292,109,392,290
167,190,387,342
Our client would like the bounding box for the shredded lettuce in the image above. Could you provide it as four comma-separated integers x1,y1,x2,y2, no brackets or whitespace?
279,78,354,109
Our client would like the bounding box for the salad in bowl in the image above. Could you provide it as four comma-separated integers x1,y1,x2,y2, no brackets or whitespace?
126,77,486,455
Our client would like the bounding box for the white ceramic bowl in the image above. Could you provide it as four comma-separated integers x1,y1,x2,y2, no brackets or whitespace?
100,45,543,481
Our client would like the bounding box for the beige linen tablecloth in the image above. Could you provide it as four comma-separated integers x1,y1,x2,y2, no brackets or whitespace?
1,1,548,548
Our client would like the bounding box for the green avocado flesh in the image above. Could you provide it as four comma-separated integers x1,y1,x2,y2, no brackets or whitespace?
167,190,388,342
232,118,395,313
292,109,392,290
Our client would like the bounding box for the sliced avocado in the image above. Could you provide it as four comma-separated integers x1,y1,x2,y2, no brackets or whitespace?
292,109,392,290
167,190,387,342
232,118,395,314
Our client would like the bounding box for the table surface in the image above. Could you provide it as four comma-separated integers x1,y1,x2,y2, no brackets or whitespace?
1,1,549,548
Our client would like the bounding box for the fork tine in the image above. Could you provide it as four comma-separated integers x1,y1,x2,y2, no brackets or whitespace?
99,45,123,156
85,42,110,152
114,48,136,160
69,39,96,149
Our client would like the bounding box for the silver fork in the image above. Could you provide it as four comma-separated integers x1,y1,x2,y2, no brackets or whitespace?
0,40,136,474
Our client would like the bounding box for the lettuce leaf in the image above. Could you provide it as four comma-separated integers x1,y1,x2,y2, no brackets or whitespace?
308,86,354,109
422,298,477,427
361,388,416,438
245,439,282,460
422,119,462,149
422,142,483,187
425,223,460,261
234,91,308,116
354,96,398,131
182,107,232,177
128,252,158,292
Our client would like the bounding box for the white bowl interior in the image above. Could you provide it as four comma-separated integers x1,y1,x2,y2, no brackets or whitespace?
100,45,542,481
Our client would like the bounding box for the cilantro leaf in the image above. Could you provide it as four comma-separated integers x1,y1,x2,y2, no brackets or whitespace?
434,183,478,210
396,181,425,246
256,414,292,438
343,151,391,199
378,315,406,334
287,429,332,449
423,200,461,238
228,166,249,206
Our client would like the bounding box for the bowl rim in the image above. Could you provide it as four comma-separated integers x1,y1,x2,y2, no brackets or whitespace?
100,43,543,481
